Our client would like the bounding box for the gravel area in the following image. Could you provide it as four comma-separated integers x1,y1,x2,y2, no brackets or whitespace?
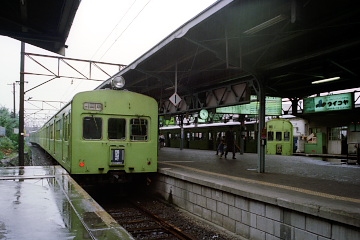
30,145,58,166
133,197,244,240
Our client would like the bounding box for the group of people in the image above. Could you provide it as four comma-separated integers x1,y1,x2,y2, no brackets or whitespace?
159,129,239,158
216,126,237,159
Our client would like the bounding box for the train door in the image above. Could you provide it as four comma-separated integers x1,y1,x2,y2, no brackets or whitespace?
166,132,171,147
49,122,54,155
186,132,190,148
328,126,347,155
55,119,62,161
62,113,69,164
208,131,214,150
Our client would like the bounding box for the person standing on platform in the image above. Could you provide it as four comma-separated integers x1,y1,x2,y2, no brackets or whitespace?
215,133,221,155
225,126,236,159
218,138,226,159
159,133,165,148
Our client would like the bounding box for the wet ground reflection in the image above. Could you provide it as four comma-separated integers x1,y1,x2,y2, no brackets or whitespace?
0,166,133,240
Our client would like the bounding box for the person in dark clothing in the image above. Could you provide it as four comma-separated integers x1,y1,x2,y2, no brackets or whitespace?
215,133,221,155
218,138,226,159
225,127,236,159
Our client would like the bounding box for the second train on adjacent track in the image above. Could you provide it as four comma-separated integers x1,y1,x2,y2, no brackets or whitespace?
160,118,296,155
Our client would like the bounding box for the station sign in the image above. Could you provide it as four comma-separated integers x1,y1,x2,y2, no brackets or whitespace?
216,95,282,116
303,92,354,113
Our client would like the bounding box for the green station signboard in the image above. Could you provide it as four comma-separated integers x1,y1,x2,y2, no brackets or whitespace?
216,95,282,116
303,92,354,113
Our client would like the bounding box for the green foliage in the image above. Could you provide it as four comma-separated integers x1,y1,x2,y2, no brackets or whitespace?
0,107,19,155
0,137,16,151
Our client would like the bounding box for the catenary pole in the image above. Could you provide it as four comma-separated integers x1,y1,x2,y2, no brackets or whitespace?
18,42,25,166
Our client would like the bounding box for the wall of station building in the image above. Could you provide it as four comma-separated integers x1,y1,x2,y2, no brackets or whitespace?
151,172,360,240
288,117,358,156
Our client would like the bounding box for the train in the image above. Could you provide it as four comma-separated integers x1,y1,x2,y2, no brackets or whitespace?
160,118,297,155
30,80,158,181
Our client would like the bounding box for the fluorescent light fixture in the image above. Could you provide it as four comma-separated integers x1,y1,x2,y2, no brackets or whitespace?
311,77,341,84
243,15,287,35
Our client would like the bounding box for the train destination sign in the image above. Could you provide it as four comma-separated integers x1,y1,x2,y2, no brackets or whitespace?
216,96,282,116
303,92,354,113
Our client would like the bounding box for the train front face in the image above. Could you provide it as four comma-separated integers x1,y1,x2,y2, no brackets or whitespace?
70,90,158,175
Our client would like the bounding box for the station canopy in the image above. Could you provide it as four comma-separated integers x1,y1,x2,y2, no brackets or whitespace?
0,0,80,55
98,0,359,110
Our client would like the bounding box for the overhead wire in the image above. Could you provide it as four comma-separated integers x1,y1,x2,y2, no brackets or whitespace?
90,0,137,61
99,0,152,61
61,0,144,101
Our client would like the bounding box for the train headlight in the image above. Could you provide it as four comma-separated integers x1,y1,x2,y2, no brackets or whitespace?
111,75,125,89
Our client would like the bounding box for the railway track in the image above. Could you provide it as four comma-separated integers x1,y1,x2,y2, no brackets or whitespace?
106,199,196,240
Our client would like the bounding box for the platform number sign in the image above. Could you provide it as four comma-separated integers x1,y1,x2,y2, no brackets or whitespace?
169,92,182,106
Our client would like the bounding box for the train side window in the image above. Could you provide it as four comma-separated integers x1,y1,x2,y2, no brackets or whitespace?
130,118,148,141
55,120,61,140
83,116,102,140
64,116,68,141
276,132,282,141
108,118,126,140
284,131,290,141
249,131,255,140
268,131,274,141
50,124,54,140
208,132,213,141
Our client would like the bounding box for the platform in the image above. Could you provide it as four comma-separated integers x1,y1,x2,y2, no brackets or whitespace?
157,148,360,231
0,166,134,240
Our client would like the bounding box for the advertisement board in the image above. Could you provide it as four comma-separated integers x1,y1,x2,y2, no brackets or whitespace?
303,92,354,113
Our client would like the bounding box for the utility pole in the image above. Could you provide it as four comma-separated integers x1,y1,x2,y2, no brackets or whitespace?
6,82,16,118
13,83,16,118
19,42,25,166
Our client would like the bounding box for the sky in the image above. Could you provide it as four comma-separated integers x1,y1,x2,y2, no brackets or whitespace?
0,0,217,126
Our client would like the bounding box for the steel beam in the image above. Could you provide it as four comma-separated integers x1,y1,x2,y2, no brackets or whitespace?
159,81,251,115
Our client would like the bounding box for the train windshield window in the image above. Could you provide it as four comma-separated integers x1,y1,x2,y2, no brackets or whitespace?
284,131,290,141
108,118,126,140
276,132,282,141
130,118,148,141
83,116,102,139
268,131,274,141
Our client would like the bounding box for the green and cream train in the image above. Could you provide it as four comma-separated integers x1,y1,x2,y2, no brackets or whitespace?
161,118,295,155
30,85,158,180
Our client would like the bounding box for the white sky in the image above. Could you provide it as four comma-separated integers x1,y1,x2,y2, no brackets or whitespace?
1,0,358,127
0,0,217,125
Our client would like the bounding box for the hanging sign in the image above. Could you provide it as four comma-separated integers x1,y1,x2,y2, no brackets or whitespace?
169,92,182,106
216,95,282,116
303,93,353,113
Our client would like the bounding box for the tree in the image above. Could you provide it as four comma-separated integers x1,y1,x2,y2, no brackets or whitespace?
0,107,19,151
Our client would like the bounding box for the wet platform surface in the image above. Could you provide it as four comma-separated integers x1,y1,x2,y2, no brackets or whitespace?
0,166,133,240
158,148,360,227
